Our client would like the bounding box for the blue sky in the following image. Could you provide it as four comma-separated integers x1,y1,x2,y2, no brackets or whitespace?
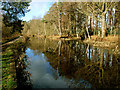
21,1,55,21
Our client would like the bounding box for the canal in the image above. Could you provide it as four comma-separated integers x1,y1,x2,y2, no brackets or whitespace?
2,37,120,88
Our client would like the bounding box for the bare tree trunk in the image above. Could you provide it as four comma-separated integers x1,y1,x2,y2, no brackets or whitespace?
57,1,62,37
74,18,76,35
44,22,46,36
101,13,106,38
61,16,64,35
108,8,112,30
90,15,92,31
76,13,78,38
114,5,119,36
58,12,61,36
69,14,72,34
86,16,90,40
92,3,95,35
96,15,98,35
92,13,94,34
98,15,101,36
111,11,114,35
54,23,59,35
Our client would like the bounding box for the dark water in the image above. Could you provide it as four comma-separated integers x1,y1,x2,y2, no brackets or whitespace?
2,37,120,88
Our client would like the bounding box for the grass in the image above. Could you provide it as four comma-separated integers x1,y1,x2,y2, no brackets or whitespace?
90,35,118,42
2,38,27,89
2,45,17,89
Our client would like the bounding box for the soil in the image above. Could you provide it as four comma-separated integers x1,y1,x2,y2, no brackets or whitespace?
47,35,81,41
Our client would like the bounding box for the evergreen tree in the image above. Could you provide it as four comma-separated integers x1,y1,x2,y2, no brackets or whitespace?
2,1,31,33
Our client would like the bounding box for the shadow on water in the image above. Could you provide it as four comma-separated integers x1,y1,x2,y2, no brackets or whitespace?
2,37,120,88
2,41,32,89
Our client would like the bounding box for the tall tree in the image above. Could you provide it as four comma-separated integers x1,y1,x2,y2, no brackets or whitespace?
57,0,62,36
41,19,47,37
77,1,117,38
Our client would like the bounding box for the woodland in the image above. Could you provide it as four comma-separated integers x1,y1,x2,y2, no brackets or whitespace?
22,2,120,41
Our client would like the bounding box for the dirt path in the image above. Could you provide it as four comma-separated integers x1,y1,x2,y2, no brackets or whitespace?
1,36,23,46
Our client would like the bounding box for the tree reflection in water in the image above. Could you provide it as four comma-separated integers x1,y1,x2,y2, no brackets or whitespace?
26,37,120,88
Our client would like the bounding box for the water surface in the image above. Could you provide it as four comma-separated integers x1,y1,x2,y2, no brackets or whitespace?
2,37,120,88
24,38,120,88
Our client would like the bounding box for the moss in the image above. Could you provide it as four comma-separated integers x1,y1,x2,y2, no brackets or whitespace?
7,77,16,88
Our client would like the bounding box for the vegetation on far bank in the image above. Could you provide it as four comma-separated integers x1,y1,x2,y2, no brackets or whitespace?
1,1,120,48
22,2,120,41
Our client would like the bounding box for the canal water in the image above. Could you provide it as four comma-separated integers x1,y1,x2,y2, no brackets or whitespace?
2,37,120,88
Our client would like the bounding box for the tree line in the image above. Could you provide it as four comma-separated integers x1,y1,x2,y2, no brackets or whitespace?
23,1,120,39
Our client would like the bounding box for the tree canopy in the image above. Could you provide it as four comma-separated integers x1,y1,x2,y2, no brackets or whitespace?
2,1,31,33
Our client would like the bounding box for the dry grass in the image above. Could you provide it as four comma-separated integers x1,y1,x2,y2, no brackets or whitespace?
104,35,118,42
84,35,119,49
90,35,118,43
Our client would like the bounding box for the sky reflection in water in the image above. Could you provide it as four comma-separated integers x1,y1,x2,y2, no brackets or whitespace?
25,48,92,88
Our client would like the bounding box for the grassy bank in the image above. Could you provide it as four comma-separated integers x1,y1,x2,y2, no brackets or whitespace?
25,34,119,49
2,46,17,88
2,38,27,89
83,35,118,49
